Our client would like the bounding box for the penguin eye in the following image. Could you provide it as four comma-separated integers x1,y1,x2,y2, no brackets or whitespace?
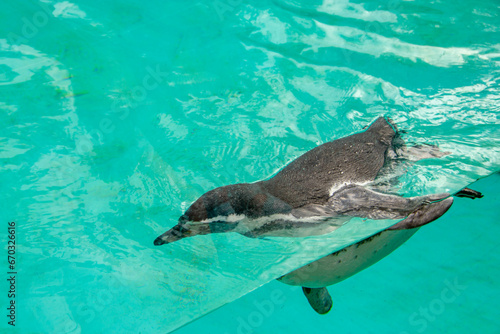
174,224,191,235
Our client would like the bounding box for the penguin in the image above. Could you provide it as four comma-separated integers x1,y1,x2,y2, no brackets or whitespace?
153,116,482,314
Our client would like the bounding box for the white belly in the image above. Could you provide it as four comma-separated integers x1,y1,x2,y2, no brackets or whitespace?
278,229,419,288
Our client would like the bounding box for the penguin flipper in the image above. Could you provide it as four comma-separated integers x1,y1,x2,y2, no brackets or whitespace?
302,287,332,315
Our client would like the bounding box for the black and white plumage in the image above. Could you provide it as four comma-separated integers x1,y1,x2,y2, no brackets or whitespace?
154,117,482,314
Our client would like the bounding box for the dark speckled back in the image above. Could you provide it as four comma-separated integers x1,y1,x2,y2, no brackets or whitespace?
260,117,396,208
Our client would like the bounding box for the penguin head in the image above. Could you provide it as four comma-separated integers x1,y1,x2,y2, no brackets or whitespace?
153,183,292,245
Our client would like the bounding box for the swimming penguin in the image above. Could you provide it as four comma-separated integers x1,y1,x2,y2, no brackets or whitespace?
153,117,482,314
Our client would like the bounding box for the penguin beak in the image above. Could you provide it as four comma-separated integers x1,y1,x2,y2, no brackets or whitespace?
154,218,215,246
153,234,172,246
153,223,191,246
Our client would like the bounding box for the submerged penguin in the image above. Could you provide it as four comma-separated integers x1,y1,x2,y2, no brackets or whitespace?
154,117,482,314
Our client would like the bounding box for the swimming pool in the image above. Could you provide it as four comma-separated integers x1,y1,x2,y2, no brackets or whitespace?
1,0,499,333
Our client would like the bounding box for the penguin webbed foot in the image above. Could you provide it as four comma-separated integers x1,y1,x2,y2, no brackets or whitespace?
397,143,451,161
454,187,484,199
302,287,333,315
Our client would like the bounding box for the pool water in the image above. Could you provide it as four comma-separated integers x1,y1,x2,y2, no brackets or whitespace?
177,173,500,334
1,0,499,333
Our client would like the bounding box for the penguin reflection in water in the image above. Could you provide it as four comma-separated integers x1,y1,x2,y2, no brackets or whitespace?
154,117,482,314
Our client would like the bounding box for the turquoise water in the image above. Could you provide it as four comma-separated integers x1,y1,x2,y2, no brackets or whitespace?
1,0,499,333
179,174,500,334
